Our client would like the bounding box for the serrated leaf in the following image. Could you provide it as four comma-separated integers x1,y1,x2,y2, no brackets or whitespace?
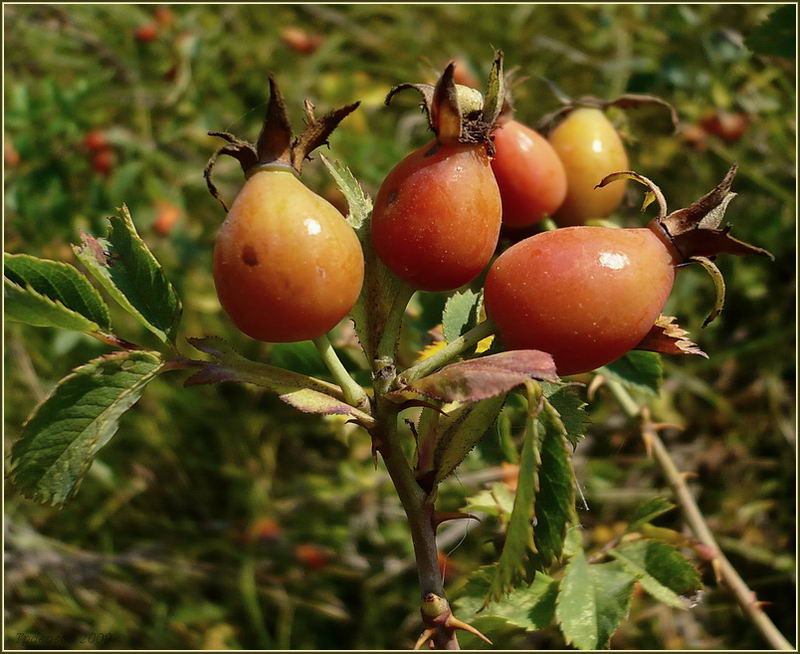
399,350,557,403
434,394,505,483
609,540,702,610
186,337,371,425
455,565,558,635
532,410,575,567
745,5,795,58
484,404,540,604
319,154,372,230
541,383,587,447
73,205,181,343
627,497,676,532
601,351,662,396
4,253,111,332
9,350,163,507
556,551,636,650
442,288,481,344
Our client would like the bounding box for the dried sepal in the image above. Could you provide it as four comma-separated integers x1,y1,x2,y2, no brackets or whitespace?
255,76,293,164
690,257,726,327
537,91,679,134
386,51,504,148
431,62,463,141
481,50,505,126
290,101,361,170
661,165,774,261
635,315,708,358
596,170,667,221
204,75,360,208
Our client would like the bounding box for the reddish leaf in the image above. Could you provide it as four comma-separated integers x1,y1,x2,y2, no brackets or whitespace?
395,350,557,402
634,316,707,358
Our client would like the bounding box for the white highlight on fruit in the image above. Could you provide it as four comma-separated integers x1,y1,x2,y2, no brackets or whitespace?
598,251,629,270
591,138,603,153
304,217,322,235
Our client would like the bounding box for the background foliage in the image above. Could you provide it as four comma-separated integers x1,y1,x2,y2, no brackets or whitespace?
4,4,795,650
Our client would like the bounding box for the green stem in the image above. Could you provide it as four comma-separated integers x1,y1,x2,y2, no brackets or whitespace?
313,333,370,411
606,378,794,651
374,281,415,365
400,319,496,384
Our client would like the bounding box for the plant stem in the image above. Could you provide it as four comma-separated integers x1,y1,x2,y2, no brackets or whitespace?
313,333,370,411
375,281,415,364
400,320,496,384
373,398,458,649
606,379,794,651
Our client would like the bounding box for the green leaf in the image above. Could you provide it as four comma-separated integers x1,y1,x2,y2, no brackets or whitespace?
745,5,795,58
455,565,558,636
556,550,636,649
601,351,662,396
186,337,370,423
484,401,540,604
532,408,575,567
434,394,506,483
541,382,587,447
4,253,111,332
270,341,329,377
442,288,480,344
627,497,676,532
609,540,702,610
319,154,372,230
463,482,515,519
73,205,181,343
9,350,163,507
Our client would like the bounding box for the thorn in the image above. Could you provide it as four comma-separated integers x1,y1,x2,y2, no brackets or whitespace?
433,511,481,527
413,628,436,650
712,558,723,584
680,471,699,480
651,421,684,432
587,373,605,400
445,615,493,645
642,430,654,458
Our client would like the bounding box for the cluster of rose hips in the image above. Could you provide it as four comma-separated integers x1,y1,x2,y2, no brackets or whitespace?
208,53,767,377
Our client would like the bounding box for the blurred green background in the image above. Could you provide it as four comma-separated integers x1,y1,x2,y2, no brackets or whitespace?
4,4,795,650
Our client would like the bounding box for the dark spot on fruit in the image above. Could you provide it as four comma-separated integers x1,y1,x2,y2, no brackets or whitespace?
424,142,441,158
387,189,398,205
242,245,258,266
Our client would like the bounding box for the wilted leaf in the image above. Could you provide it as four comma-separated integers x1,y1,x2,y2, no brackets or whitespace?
73,205,182,343
434,394,506,483
442,288,481,344
601,351,663,396
635,315,708,357
319,154,372,230
627,497,676,532
609,540,702,610
9,350,163,507
399,350,557,403
556,550,636,650
4,254,111,332
186,337,373,426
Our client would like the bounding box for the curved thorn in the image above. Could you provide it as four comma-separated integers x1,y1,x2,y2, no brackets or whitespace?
413,628,436,650
445,615,493,645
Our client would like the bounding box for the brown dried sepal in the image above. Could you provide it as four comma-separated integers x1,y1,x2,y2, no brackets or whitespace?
386,51,504,150
598,165,773,326
635,316,707,358
537,90,679,134
204,75,360,210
